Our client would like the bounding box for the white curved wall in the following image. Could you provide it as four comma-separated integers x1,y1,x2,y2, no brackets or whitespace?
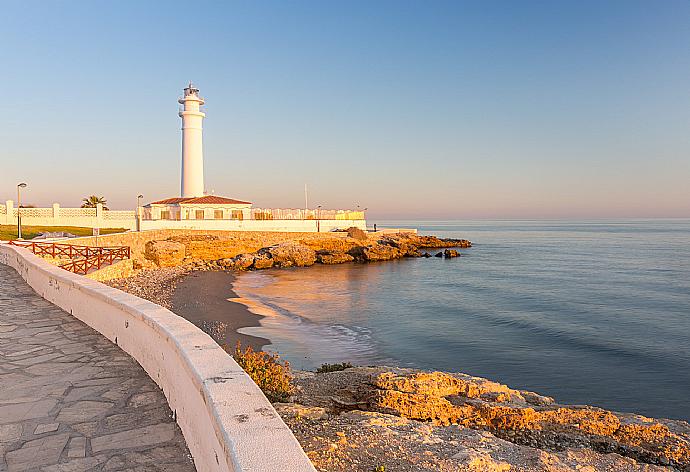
0,244,315,472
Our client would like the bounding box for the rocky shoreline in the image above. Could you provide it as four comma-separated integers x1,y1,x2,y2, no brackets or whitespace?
142,228,471,271
278,367,690,471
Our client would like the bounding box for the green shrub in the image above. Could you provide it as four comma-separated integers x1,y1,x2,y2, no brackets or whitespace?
316,362,353,373
229,342,295,402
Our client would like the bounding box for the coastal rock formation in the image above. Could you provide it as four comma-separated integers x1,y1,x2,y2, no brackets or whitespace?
258,242,317,268
283,367,690,471
444,249,460,258
315,251,355,265
252,253,274,269
348,243,402,262
137,232,472,273
144,240,186,267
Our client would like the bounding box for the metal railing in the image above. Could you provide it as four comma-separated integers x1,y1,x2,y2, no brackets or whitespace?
8,240,130,275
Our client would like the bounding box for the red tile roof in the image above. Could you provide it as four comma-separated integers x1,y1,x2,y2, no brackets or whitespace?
149,196,252,205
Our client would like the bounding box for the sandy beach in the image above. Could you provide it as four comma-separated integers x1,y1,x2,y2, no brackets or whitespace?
171,270,269,350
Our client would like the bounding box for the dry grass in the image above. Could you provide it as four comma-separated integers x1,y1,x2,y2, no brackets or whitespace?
229,342,295,402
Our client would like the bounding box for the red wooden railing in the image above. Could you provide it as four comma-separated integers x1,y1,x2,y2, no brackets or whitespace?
8,240,130,275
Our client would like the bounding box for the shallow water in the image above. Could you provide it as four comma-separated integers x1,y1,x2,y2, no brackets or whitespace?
234,219,690,420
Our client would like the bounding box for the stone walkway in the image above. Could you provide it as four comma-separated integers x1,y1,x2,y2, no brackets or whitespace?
0,264,196,472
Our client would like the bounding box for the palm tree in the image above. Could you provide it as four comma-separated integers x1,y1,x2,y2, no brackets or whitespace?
81,195,109,210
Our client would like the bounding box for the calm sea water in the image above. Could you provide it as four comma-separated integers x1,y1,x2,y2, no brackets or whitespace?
234,220,690,421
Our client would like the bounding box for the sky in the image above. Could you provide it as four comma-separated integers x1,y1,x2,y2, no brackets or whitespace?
1,1,689,219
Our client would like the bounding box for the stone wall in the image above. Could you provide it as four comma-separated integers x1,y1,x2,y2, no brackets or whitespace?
86,259,135,282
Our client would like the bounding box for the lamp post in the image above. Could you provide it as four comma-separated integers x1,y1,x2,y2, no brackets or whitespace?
16,183,27,239
316,205,322,233
136,194,143,232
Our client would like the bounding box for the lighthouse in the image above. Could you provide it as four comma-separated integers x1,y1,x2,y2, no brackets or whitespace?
179,82,205,197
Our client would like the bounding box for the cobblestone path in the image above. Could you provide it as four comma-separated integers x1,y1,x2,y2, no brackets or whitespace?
0,264,196,472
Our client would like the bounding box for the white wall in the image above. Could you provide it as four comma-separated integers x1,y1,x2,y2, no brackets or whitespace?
1,201,367,233
0,244,315,472
1,201,136,230
141,218,367,232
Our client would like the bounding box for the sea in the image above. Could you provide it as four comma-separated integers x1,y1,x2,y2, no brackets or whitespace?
233,219,690,421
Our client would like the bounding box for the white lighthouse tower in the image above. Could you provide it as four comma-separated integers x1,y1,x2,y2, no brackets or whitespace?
179,82,205,197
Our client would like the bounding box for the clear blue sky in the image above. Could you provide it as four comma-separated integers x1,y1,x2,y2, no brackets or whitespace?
1,1,689,218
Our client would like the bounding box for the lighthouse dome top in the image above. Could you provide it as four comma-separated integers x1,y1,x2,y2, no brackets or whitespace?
179,82,204,105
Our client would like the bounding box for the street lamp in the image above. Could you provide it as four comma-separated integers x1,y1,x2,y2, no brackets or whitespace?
316,205,322,233
136,194,143,232
16,183,27,239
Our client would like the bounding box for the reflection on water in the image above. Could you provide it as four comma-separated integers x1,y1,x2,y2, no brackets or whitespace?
233,219,690,421
235,265,398,368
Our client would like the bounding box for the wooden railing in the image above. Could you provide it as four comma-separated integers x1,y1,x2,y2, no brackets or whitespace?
8,240,130,275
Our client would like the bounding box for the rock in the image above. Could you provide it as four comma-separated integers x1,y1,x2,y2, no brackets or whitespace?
252,254,274,269
143,240,186,267
421,252,432,258
364,369,690,468
273,403,328,421
315,251,355,265
444,249,460,258
435,252,443,258
231,253,255,270
413,235,472,248
261,242,316,267
349,244,403,262
217,258,236,269
346,227,368,241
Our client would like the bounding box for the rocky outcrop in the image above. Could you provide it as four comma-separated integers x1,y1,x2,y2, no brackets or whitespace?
258,242,317,268
414,235,472,248
315,251,355,265
144,240,186,267
444,249,460,258
252,253,274,269
149,232,473,272
287,367,690,470
348,244,402,262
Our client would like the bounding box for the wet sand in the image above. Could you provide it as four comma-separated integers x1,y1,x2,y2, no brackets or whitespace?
171,270,269,350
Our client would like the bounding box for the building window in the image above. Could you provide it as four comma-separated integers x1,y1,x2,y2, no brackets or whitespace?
231,210,244,220
195,209,205,220
214,210,224,219
160,210,170,220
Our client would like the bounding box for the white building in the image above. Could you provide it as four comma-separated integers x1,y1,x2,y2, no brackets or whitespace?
144,196,251,221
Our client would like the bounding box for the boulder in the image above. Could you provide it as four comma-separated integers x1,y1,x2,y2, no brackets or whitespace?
261,242,316,267
231,253,255,270
316,251,355,265
252,254,274,269
347,227,369,241
349,244,403,262
421,252,432,258
435,252,443,258
144,240,186,267
218,258,236,269
444,249,460,258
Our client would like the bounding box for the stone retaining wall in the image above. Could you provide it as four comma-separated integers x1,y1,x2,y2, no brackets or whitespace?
0,243,315,472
